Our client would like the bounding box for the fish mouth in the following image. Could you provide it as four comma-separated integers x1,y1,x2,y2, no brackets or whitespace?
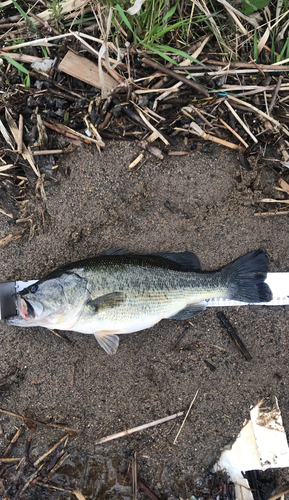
4,296,36,326
17,296,35,320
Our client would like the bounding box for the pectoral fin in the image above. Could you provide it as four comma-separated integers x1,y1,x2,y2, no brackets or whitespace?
170,302,206,320
94,332,119,355
87,292,126,313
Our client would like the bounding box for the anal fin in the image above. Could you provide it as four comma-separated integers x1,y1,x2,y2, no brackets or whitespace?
94,332,119,355
170,302,206,320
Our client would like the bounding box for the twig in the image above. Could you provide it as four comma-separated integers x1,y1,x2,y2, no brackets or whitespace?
269,75,283,114
260,198,289,204
267,486,289,500
1,426,23,458
0,457,22,462
205,60,289,70
34,434,70,467
132,452,137,500
36,482,88,499
254,211,289,216
17,114,23,154
141,57,209,97
96,412,184,444
176,123,244,151
32,149,67,155
0,407,77,435
137,140,164,160
169,324,191,351
182,105,221,137
173,389,199,444
228,95,281,129
0,208,13,218
224,100,258,144
5,108,40,177
42,451,70,482
42,120,91,145
126,469,160,500
217,312,252,361
129,153,144,169
136,109,169,145
219,117,249,148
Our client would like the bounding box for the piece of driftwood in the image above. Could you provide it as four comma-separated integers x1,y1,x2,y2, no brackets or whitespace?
58,51,117,93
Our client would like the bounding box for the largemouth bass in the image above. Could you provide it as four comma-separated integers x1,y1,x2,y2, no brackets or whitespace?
5,249,272,355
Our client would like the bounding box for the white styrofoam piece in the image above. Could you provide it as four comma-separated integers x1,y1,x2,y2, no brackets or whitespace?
214,398,289,500
251,398,289,469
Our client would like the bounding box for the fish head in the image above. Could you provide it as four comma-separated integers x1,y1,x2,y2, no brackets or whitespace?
5,272,88,328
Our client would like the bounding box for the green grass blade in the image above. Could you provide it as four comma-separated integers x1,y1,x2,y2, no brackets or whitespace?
3,55,30,87
153,45,207,67
3,55,30,75
24,74,31,87
276,37,289,62
11,0,37,30
115,4,140,43
142,42,180,65
41,46,48,57
149,19,190,42
163,4,178,22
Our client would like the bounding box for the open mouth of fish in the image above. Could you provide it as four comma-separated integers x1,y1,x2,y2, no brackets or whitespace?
15,295,42,320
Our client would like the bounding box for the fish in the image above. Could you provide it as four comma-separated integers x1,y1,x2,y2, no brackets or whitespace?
4,248,272,355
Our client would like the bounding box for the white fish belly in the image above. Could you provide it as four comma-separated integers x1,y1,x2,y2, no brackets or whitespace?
70,293,207,335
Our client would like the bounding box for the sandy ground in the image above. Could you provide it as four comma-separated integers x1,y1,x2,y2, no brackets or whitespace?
0,140,288,499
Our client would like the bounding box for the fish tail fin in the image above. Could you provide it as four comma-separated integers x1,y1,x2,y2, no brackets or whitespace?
223,249,272,303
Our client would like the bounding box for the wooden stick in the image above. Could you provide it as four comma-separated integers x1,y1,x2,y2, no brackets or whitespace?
96,412,184,444
205,60,289,71
224,100,258,144
136,109,169,145
254,211,289,216
17,114,23,154
228,95,280,128
5,108,40,177
267,486,289,500
34,434,70,467
129,153,144,169
126,469,160,500
173,389,199,444
1,426,23,458
217,311,252,361
141,57,209,97
219,117,249,148
260,198,289,204
0,208,13,218
43,120,92,145
0,407,77,435
0,457,22,462
32,149,66,155
176,124,244,151
182,105,221,137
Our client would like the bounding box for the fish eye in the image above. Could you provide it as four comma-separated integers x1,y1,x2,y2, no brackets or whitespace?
30,284,38,293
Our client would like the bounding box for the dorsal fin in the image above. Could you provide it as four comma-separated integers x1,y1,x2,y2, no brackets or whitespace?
102,248,133,256
152,251,201,271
